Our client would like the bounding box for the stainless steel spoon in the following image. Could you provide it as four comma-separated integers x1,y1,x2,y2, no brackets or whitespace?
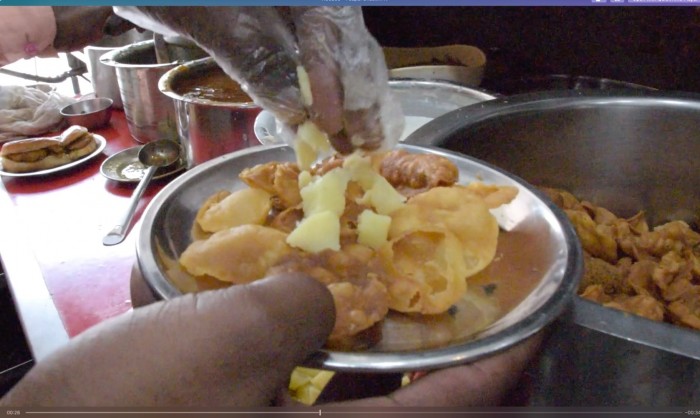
103,140,181,246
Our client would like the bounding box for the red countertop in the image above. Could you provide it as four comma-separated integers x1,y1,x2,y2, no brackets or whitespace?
1,111,176,346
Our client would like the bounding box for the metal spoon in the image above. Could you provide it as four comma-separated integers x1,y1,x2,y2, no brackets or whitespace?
103,140,181,246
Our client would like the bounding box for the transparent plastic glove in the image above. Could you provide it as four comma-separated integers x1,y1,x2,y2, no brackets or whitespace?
113,6,404,155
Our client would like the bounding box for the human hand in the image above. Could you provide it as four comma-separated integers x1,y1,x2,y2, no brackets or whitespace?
1,270,541,407
51,7,135,52
1,274,335,407
113,6,404,155
320,333,543,407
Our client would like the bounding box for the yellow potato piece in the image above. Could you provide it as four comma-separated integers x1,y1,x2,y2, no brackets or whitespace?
289,367,335,406
343,153,377,190
180,225,291,284
359,175,406,215
357,209,391,250
300,168,349,217
296,384,322,405
310,370,334,388
287,211,341,252
297,66,313,106
197,188,272,233
294,139,317,172
289,369,311,391
294,120,331,170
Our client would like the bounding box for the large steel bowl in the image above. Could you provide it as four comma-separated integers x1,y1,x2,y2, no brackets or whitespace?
136,143,582,373
405,90,700,405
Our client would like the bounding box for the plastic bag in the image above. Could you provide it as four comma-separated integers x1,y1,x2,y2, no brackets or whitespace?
0,85,76,143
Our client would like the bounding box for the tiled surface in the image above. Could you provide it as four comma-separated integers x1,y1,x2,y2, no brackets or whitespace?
0,267,34,397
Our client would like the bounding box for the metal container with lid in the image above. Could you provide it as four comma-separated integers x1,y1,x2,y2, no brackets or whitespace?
405,90,700,406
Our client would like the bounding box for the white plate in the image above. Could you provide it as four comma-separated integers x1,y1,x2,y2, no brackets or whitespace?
0,135,107,178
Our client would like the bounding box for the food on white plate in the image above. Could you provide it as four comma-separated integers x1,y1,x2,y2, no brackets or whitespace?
0,125,97,173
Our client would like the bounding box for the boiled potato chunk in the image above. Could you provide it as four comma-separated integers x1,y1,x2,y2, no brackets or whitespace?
296,384,322,405
357,209,391,250
294,140,317,172
343,153,376,190
300,168,349,217
287,211,341,252
297,66,313,106
180,225,291,283
298,170,313,189
359,175,406,215
197,188,272,233
294,120,331,170
310,369,334,388
288,369,311,391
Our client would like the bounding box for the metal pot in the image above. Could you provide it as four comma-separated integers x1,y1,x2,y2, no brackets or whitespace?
84,29,153,109
406,90,700,406
100,40,183,143
159,57,262,168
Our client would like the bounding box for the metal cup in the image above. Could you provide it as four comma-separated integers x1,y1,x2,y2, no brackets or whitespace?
100,40,182,143
84,29,153,109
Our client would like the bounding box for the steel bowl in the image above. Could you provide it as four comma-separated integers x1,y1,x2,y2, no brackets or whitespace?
84,29,154,109
159,57,262,168
405,90,700,405
60,97,113,130
136,143,582,372
100,40,183,143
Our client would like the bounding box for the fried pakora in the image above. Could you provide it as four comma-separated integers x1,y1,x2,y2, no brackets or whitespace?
543,187,700,330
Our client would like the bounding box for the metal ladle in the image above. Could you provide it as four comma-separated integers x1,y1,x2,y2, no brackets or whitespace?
103,140,181,246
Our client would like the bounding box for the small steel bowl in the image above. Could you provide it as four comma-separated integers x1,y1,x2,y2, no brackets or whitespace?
60,97,113,130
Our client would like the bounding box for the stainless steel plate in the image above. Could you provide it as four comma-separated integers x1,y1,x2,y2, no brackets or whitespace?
136,144,582,372
100,145,185,183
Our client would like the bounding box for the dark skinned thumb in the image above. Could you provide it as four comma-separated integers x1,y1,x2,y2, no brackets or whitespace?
2,274,335,407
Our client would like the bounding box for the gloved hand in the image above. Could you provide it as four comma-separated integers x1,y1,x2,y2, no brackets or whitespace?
113,6,404,155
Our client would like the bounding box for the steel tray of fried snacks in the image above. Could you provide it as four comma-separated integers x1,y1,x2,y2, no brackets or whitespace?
405,90,700,362
136,144,582,372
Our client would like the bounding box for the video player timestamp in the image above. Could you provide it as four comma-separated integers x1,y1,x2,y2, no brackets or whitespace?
686,411,700,415
5,410,20,416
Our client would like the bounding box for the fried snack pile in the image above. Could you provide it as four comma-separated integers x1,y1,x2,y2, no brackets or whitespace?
542,188,700,330
180,149,517,348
